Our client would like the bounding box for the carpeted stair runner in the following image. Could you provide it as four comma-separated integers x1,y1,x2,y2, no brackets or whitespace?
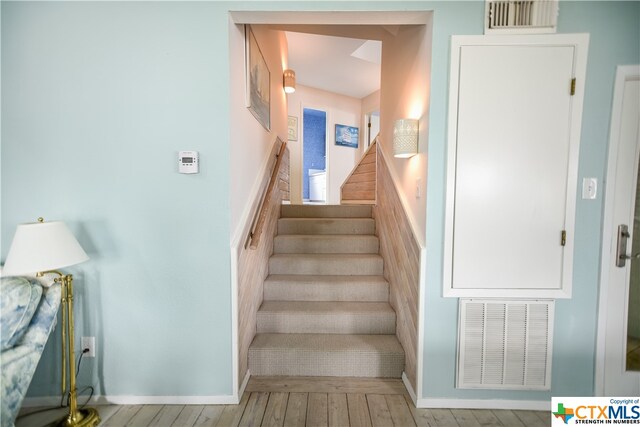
249,205,404,378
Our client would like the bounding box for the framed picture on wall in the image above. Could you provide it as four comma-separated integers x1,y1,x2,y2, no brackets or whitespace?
245,25,270,131
335,124,359,148
288,116,298,141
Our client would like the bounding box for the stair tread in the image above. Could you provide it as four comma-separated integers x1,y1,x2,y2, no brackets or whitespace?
249,334,404,377
259,301,394,314
281,205,372,218
279,218,374,222
269,254,383,276
257,302,395,334
264,275,389,302
266,275,388,284
274,234,379,254
275,234,378,239
278,218,375,236
250,333,404,353
270,253,383,260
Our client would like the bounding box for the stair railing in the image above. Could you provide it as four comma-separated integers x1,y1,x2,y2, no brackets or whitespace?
245,137,288,249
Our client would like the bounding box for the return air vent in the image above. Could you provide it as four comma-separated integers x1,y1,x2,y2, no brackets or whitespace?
485,0,558,34
457,299,553,390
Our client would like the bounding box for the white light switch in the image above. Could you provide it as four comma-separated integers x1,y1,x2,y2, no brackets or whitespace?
582,177,597,200
416,178,422,199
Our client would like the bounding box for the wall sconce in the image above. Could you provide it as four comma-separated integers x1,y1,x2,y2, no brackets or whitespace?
283,69,296,94
393,118,419,158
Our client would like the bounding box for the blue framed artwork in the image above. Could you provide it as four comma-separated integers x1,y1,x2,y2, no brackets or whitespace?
335,124,359,148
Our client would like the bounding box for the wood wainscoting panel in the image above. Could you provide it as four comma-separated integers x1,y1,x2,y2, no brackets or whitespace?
279,144,290,201
238,140,290,385
373,151,420,391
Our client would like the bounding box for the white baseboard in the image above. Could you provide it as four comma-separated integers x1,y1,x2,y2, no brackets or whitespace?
24,372,252,407
402,372,417,406
416,397,549,411
22,394,238,407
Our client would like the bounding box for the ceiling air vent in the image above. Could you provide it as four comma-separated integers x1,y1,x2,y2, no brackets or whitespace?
485,0,558,34
457,299,554,390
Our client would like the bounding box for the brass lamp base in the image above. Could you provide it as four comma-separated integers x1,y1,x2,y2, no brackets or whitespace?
57,407,101,427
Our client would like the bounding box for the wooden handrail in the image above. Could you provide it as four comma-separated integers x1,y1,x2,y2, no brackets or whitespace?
246,137,287,249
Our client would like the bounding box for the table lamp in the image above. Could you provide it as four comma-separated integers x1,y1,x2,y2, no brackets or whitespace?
2,218,100,427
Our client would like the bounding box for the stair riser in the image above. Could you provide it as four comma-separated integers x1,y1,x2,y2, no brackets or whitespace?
264,282,389,302
278,219,374,235
269,257,383,275
274,236,379,254
257,312,396,334
249,349,404,377
281,205,372,218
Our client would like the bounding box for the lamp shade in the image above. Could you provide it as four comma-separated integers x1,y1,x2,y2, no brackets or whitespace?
283,69,296,94
2,220,89,276
393,119,419,158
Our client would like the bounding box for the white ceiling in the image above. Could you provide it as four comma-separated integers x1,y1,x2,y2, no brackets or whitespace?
285,31,381,99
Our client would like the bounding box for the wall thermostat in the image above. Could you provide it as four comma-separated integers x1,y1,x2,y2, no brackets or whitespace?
178,151,199,174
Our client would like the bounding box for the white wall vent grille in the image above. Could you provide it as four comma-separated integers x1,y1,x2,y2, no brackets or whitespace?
457,299,554,390
485,1,558,34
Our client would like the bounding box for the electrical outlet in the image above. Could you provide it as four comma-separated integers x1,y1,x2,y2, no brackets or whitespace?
81,336,96,358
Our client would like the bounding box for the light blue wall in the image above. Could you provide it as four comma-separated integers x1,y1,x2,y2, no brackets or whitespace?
2,2,233,396
424,1,640,400
2,0,638,400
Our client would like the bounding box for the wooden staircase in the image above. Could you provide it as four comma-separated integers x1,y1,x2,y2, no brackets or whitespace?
340,141,377,205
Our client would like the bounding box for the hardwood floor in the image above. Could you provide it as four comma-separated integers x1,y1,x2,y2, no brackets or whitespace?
17,377,550,427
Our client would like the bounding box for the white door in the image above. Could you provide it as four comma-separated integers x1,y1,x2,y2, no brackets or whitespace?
444,35,589,299
598,65,640,396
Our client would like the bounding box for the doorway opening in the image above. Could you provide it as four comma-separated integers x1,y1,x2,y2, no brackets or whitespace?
302,107,327,203
597,65,640,396
229,9,433,402
365,110,380,148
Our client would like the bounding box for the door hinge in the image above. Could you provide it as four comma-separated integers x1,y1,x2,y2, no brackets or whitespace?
570,78,576,96
561,230,567,246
